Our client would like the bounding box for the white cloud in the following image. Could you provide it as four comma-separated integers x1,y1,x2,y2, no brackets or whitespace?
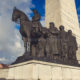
41,20,45,27
0,0,35,64
40,16,45,27
0,0,35,15
0,57,6,62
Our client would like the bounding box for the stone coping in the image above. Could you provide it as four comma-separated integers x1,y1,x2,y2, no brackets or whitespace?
9,60,80,70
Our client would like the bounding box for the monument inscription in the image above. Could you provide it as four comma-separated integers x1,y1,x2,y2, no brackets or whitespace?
12,7,78,66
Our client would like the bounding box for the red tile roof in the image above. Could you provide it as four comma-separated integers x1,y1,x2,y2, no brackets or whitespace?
0,64,9,69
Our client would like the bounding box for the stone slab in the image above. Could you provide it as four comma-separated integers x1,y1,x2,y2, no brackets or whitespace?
6,60,80,80
0,69,8,79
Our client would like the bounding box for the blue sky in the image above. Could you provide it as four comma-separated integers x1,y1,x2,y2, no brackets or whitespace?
0,0,80,64
75,0,80,24
32,0,45,17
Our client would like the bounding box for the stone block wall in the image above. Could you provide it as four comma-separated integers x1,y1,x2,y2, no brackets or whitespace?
7,60,80,80
0,69,8,79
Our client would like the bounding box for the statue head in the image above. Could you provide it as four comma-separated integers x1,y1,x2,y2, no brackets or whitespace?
59,25,64,31
68,30,72,35
49,22,55,29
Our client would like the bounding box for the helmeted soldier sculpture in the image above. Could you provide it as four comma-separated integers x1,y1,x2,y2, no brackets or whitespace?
12,7,79,66
32,9,42,32
46,22,59,61
67,30,78,64
58,26,68,62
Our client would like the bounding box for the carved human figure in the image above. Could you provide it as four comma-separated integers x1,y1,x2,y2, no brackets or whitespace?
31,43,37,57
31,27,47,58
36,34,46,58
46,22,59,60
67,30,78,62
12,7,79,65
32,9,42,32
59,26,68,61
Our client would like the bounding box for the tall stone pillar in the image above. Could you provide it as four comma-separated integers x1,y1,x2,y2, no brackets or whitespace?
45,0,80,63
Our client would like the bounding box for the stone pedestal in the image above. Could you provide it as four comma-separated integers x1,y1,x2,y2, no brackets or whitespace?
7,60,80,80
0,69,8,79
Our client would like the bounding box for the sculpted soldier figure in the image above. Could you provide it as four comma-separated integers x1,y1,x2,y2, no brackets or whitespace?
36,33,46,58
59,26,68,62
32,9,42,32
32,9,41,21
67,30,78,63
31,30,42,57
31,26,47,58
46,22,59,60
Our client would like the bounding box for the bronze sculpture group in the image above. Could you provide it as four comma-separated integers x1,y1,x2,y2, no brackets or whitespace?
12,7,78,65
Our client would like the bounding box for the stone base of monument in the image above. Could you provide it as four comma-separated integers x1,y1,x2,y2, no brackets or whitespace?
7,60,80,80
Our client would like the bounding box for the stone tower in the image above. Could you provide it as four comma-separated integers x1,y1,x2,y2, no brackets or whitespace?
45,0,80,63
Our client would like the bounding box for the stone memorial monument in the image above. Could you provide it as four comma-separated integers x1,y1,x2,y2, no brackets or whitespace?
0,1,80,79
12,7,78,66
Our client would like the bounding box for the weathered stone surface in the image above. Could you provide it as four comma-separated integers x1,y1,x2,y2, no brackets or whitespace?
0,69,8,79
45,0,79,30
0,60,80,80
7,60,80,80
45,0,80,62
